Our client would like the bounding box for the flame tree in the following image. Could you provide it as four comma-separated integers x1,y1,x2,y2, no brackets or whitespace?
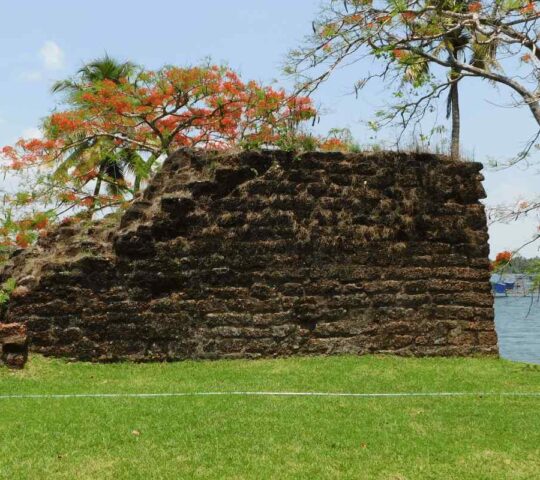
0,61,324,250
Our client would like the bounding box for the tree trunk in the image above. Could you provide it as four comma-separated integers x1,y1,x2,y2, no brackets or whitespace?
90,162,106,217
450,79,460,160
93,175,102,198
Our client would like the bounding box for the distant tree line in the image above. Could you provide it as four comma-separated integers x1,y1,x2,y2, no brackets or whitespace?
502,255,540,275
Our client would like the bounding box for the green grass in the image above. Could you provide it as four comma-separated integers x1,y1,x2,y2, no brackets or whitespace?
1,355,540,479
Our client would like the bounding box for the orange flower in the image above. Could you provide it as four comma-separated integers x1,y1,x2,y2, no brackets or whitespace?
50,112,84,132
344,13,363,25
319,137,349,152
34,217,48,230
80,197,95,208
521,1,535,15
60,192,78,203
495,251,512,263
401,11,416,22
15,232,30,249
468,2,482,13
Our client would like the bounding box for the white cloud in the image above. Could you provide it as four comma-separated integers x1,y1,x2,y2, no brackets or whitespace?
18,41,65,82
40,41,64,70
22,127,43,139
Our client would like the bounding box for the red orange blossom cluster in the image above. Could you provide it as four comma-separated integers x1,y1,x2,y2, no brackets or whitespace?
2,65,318,169
490,251,512,271
0,64,350,251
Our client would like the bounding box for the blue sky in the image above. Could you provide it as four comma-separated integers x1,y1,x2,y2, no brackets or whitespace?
1,0,539,256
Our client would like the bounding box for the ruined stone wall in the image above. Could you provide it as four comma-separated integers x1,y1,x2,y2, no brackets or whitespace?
0,323,27,368
0,150,497,364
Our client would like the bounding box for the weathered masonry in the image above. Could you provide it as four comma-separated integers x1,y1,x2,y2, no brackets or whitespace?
0,323,27,368
0,150,497,367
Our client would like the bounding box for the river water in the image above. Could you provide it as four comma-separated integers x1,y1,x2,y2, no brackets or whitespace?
495,297,540,364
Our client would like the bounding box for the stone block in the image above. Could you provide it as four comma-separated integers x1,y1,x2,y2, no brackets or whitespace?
0,323,28,369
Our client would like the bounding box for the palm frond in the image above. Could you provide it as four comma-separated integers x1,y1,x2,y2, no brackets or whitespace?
117,149,150,179
79,54,138,84
470,34,499,71
53,141,93,178
403,57,430,87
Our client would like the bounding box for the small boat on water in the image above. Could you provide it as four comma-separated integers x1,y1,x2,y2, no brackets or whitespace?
493,283,507,296
491,273,534,297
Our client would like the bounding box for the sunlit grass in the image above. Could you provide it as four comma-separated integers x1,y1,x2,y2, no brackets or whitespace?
1,355,539,479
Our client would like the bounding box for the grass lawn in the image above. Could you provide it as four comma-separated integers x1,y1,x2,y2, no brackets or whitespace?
1,355,540,479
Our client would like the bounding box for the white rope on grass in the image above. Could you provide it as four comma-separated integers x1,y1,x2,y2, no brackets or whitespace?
0,391,540,399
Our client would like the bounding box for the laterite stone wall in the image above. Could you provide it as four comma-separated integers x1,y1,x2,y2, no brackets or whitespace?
0,150,497,364
0,323,27,368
